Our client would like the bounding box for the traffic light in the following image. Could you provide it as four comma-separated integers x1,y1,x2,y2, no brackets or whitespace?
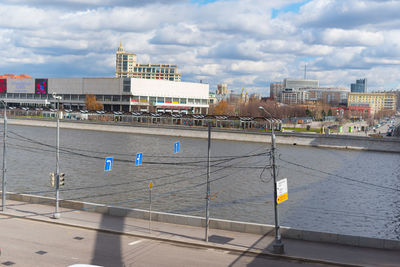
49,173,55,187
59,173,65,186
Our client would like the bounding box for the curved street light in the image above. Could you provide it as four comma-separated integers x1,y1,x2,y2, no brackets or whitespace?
258,106,284,254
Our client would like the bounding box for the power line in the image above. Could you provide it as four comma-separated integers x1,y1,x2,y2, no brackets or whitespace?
279,156,400,192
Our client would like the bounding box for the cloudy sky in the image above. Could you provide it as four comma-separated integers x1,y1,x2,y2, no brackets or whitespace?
1,0,399,95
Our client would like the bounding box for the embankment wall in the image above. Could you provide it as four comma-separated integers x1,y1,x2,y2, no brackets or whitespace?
8,118,400,153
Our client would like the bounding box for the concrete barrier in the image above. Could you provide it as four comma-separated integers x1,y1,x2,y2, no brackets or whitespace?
6,192,400,250
8,118,400,153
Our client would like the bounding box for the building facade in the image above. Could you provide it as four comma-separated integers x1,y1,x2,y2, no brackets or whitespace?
0,77,209,114
115,43,181,81
348,92,396,113
304,87,349,105
216,83,228,95
280,87,348,105
283,78,319,90
350,78,367,93
269,82,283,100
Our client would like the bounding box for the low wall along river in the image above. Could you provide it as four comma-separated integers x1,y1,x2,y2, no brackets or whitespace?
8,118,400,153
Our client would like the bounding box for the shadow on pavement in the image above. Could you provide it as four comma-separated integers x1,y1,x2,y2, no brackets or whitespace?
228,233,273,267
91,213,125,266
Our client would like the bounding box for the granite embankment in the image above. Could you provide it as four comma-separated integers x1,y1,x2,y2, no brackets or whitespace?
8,118,400,153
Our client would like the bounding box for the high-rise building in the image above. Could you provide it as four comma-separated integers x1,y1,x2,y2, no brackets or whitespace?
351,78,367,93
115,43,181,81
269,82,283,100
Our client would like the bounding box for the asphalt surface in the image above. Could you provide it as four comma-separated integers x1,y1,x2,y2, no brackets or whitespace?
0,215,331,267
0,199,399,267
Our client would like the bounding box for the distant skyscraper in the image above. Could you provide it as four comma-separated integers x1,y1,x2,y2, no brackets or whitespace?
351,78,367,93
269,82,283,100
115,42,181,81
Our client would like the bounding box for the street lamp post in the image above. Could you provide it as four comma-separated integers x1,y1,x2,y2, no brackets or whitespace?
53,93,62,219
1,100,6,212
258,106,284,254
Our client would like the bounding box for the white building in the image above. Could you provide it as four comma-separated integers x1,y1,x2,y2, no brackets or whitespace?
0,77,209,114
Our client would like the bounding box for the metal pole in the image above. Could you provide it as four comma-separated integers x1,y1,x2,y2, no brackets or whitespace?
53,97,61,219
259,106,284,254
1,101,6,211
149,189,152,233
271,129,284,254
205,123,211,242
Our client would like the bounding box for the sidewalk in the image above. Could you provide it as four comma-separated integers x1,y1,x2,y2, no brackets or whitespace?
2,199,400,267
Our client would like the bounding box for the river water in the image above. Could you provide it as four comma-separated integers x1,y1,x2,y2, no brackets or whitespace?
3,124,400,240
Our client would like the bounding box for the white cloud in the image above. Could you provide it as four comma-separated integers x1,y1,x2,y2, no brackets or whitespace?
0,0,400,92
320,28,384,46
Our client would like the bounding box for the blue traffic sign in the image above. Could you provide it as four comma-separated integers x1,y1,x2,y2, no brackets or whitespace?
104,157,113,171
174,141,180,154
136,152,143,166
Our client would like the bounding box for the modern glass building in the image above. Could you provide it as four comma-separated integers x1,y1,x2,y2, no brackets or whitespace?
351,79,367,93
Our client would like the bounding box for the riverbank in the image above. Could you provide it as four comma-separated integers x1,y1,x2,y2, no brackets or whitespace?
7,118,400,153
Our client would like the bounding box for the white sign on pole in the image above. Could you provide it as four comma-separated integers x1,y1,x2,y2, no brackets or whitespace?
276,178,288,204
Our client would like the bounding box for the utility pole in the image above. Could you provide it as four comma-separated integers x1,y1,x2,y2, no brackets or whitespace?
205,123,211,242
259,106,284,254
53,93,62,219
1,100,6,212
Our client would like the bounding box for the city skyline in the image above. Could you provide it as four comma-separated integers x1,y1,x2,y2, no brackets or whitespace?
1,0,400,94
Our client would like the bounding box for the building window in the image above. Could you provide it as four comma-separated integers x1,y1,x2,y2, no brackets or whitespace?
123,78,131,92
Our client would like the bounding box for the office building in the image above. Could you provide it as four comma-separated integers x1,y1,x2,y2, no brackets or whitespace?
115,43,181,81
351,78,367,93
269,82,283,100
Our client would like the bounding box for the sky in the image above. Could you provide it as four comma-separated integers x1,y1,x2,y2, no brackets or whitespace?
1,0,400,95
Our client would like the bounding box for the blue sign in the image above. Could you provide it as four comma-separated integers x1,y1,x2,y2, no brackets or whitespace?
136,152,143,166
174,141,180,154
104,157,113,171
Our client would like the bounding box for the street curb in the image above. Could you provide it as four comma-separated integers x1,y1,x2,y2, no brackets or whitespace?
1,212,362,267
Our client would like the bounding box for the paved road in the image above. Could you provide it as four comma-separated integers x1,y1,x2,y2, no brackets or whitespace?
0,216,330,267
